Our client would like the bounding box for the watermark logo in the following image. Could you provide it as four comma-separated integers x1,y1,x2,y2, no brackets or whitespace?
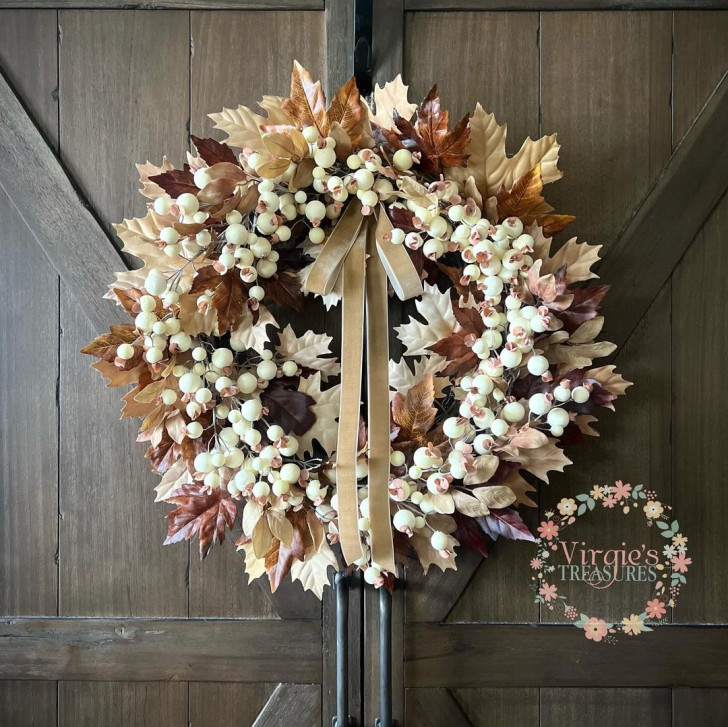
531,481,690,644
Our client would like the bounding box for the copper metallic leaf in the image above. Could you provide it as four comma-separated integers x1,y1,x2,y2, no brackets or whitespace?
391,374,437,446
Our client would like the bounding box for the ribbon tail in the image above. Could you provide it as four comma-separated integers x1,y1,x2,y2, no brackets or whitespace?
366,220,397,574
336,225,367,567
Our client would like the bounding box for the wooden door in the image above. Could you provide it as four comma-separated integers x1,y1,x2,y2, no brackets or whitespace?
2,3,728,727
361,6,728,726
0,5,360,726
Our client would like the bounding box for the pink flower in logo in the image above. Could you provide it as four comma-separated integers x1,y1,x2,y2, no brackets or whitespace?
539,582,558,602
645,599,667,620
612,480,632,500
584,618,608,642
602,495,617,508
537,520,559,541
530,557,542,570
671,552,692,573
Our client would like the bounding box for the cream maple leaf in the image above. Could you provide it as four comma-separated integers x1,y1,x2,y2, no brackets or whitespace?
136,157,173,199
276,324,340,380
208,105,268,153
502,439,572,483
540,237,602,284
238,542,267,581
395,282,457,356
290,540,337,599
296,373,340,458
388,356,448,400
410,532,458,575
366,75,418,131
153,459,192,502
447,103,562,198
230,304,278,355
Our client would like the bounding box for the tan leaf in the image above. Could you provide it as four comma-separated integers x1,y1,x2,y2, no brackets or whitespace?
239,542,267,581
503,439,572,483
425,513,457,534
296,374,340,458
463,454,500,485
472,485,517,509
427,492,455,515
508,425,549,450
388,356,448,401
252,514,273,558
367,75,418,131
541,237,602,284
569,316,605,345
208,105,267,153
395,282,457,356
230,303,278,355
451,489,490,517
575,414,600,437
548,340,617,370
410,532,458,575
289,539,337,599
154,459,191,502
275,324,340,380
242,501,264,537
282,61,328,136
262,129,308,161
257,157,291,179
501,470,537,508
587,365,633,397
267,509,294,546
136,157,174,199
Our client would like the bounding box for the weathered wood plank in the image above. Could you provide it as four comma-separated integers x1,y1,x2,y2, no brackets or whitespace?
405,0,728,7
540,688,671,727
0,681,58,727
673,687,728,725
58,9,190,618
0,10,59,620
253,683,321,727
324,0,354,100
672,190,728,624
0,0,322,6
0,618,322,682
373,0,404,88
189,8,324,621
190,683,276,727
405,624,728,687
58,682,188,727
405,688,473,727
598,72,728,352
450,688,539,727
0,70,127,333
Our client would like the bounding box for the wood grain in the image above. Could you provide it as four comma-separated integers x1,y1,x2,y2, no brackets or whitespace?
450,688,539,727
673,687,728,725
405,624,728,687
59,681,188,727
0,618,322,682
0,10,59,619
0,681,57,727
405,0,728,7
190,683,276,727
406,688,473,727
252,683,321,726
672,191,728,624
540,688,671,727
58,10,190,618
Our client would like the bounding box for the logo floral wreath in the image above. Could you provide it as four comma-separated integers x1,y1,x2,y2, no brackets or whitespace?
82,62,630,598
532,481,690,644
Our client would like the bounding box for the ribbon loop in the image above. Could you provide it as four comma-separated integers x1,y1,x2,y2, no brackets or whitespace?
306,199,423,571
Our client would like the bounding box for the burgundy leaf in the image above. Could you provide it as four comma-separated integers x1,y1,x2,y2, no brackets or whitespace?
191,135,238,166
261,381,315,435
453,511,492,558
477,508,535,542
149,167,197,197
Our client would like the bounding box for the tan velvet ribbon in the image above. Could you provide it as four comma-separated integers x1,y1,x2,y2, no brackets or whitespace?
307,199,422,572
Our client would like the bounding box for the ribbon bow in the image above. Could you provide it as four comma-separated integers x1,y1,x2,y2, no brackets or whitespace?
307,199,422,572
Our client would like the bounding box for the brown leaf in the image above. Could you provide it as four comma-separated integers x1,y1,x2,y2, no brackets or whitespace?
81,324,138,362
261,380,316,436
149,167,197,197
264,270,305,312
391,374,437,446
190,267,248,333
164,485,237,558
386,86,470,176
427,302,484,378
556,284,610,333
190,135,238,166
264,510,310,592
282,61,328,136
326,77,366,145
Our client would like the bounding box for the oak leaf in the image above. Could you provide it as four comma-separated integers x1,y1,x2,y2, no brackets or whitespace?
164,485,237,558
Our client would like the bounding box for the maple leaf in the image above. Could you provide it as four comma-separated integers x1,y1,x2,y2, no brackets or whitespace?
230,303,278,355
384,86,469,177
391,374,437,447
556,284,610,333
502,439,571,483
477,508,535,542
275,324,340,380
448,103,562,200
388,357,448,400
395,282,457,356
296,374,340,457
164,485,237,558
190,266,247,333
290,538,337,599
208,105,268,154
541,237,601,284
326,76,367,146
410,531,458,575
366,75,418,131
190,135,238,166
136,157,174,199
427,301,484,378
81,324,138,362
149,167,198,197
261,380,315,436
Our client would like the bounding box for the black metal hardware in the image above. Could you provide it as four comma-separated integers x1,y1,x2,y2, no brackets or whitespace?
332,570,352,727
354,0,373,96
374,587,394,727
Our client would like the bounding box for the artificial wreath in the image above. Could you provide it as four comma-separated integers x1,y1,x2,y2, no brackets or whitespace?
83,62,630,598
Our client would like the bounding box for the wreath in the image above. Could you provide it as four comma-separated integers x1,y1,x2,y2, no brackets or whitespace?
83,63,630,598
